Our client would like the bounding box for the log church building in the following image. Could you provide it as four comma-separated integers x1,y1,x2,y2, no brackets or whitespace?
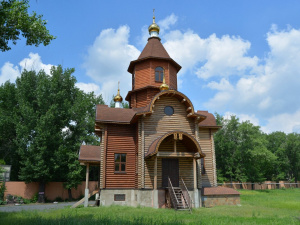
77,14,240,209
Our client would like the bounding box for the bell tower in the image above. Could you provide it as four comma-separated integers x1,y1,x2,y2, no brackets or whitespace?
126,12,181,108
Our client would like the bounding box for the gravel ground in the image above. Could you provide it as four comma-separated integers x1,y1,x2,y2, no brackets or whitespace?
0,202,77,212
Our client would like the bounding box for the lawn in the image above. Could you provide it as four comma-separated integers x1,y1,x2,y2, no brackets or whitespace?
0,188,299,225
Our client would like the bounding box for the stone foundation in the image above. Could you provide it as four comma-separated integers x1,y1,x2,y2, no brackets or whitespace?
202,194,240,207
99,189,201,208
202,186,240,207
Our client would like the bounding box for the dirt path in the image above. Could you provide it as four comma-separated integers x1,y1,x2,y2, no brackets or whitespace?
0,202,75,212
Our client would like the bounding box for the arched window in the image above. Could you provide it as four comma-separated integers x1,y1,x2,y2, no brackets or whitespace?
155,67,164,82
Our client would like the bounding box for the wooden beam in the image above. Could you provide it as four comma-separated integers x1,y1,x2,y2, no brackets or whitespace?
157,152,195,158
174,140,177,152
85,163,90,189
154,157,157,190
186,107,192,112
193,158,197,189
181,98,186,104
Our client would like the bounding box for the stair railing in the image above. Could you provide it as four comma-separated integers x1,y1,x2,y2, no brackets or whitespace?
168,177,179,209
180,177,192,212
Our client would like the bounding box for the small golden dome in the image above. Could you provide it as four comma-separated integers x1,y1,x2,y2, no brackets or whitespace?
160,73,169,91
148,21,160,34
148,9,160,36
114,82,123,102
160,82,169,91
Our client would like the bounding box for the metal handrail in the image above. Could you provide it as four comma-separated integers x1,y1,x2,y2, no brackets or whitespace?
180,177,192,212
168,177,179,208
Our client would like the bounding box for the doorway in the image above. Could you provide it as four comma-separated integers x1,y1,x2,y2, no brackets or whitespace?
162,158,179,187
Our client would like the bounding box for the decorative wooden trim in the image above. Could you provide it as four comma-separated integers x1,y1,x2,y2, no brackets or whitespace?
103,126,107,188
193,158,197,189
211,128,217,186
156,152,196,158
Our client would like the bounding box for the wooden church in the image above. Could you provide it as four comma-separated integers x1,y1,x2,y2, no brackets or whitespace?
77,15,240,209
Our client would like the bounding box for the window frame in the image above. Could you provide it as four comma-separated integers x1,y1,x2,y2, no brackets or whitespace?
114,153,127,173
155,66,164,82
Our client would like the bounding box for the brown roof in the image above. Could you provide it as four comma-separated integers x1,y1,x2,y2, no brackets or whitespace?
127,37,181,73
198,110,221,128
95,105,136,124
125,86,160,101
203,187,240,196
79,145,101,162
138,37,170,60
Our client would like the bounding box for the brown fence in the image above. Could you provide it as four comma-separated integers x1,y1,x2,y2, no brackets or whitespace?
4,181,98,201
218,181,300,190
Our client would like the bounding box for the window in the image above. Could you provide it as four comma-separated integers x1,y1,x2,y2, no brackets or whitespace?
114,194,125,201
155,67,164,82
115,153,126,172
164,106,174,116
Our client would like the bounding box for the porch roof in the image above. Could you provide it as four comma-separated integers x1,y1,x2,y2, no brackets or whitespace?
78,145,101,164
145,131,205,159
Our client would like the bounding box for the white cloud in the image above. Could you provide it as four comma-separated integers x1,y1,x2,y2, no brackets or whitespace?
204,26,300,120
0,62,20,84
0,53,53,85
261,110,300,134
19,53,53,74
158,13,178,32
224,111,260,127
76,82,101,95
83,25,140,101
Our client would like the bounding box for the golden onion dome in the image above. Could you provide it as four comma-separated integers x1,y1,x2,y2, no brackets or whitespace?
148,10,160,36
160,82,169,91
148,20,160,34
114,82,123,102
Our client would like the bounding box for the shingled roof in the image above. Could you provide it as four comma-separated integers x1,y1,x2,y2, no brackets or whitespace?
138,37,170,59
95,105,136,124
128,37,181,73
198,110,222,128
79,145,101,163
203,187,240,196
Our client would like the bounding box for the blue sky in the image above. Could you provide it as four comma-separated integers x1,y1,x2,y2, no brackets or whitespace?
1,0,300,133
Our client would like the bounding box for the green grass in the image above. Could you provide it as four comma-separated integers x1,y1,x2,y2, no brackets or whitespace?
0,189,299,225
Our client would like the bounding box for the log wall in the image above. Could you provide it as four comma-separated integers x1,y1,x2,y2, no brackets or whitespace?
199,128,216,187
105,124,137,188
134,59,177,91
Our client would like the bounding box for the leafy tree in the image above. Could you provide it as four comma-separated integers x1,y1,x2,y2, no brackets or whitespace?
284,133,300,182
0,81,20,180
14,66,103,202
265,132,289,180
214,113,276,183
0,0,55,51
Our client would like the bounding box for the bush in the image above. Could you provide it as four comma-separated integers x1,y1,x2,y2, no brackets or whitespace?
0,182,6,204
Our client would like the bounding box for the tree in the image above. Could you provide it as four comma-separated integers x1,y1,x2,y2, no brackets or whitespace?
0,81,20,180
15,66,103,202
0,0,55,51
214,113,276,183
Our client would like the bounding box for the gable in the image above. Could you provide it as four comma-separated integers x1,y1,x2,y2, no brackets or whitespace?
143,95,196,150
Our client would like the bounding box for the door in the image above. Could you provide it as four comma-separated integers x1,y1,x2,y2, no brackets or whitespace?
162,158,179,187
